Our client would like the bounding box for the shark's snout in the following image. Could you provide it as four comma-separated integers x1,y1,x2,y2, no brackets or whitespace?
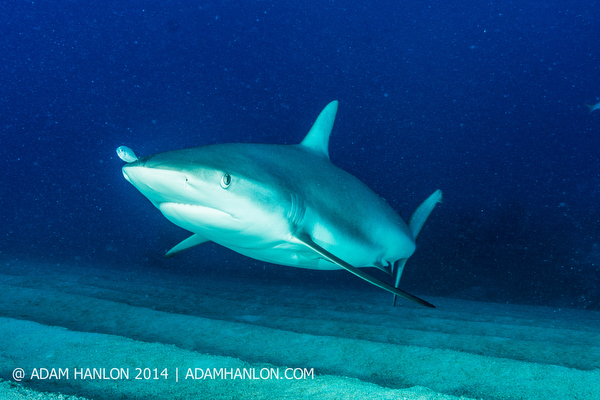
121,162,202,208
122,168,132,184
117,146,139,184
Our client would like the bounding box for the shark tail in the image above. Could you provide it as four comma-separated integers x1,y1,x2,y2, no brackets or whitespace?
393,189,442,306
586,104,596,114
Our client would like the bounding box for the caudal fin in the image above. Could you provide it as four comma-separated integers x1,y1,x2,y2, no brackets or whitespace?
393,189,442,306
586,103,596,114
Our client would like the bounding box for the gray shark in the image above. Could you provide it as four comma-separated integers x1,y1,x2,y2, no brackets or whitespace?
117,101,442,307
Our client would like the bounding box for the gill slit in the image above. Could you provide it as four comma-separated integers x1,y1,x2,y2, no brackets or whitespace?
287,193,306,235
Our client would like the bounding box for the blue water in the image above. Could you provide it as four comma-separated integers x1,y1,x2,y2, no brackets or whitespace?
1,0,599,311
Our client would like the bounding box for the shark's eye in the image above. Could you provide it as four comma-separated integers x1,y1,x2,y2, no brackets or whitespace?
220,173,232,189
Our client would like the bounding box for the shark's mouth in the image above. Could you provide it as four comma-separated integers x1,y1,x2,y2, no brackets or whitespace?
158,202,237,227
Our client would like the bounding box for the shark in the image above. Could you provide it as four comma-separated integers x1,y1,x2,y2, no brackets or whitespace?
117,101,442,307
586,100,600,114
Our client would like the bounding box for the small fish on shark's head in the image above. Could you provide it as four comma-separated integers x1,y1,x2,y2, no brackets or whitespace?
117,101,442,308
586,100,600,114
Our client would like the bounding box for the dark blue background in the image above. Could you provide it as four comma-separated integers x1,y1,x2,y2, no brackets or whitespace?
2,0,599,309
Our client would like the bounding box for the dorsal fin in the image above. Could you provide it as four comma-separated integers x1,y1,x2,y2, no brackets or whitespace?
299,101,339,159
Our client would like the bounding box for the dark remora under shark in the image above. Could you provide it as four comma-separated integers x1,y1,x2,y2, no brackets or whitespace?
117,101,442,307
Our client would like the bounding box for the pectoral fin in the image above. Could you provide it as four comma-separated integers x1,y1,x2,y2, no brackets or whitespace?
165,234,210,258
296,233,435,308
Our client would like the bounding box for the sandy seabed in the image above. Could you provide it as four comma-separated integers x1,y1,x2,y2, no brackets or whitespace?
0,259,597,400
